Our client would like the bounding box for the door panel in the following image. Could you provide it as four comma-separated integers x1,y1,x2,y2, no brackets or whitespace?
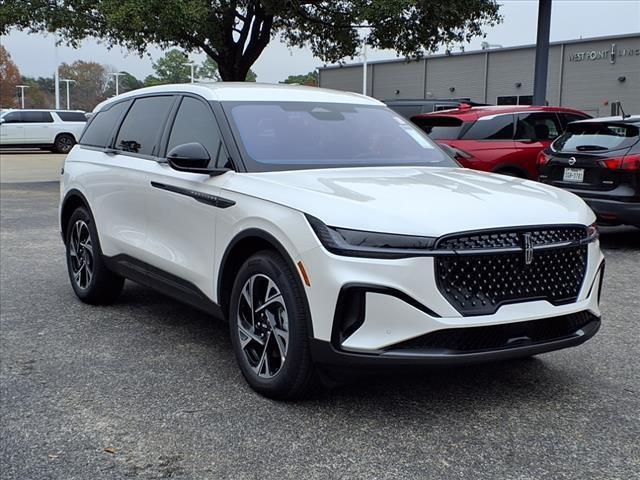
0,112,24,145
22,112,55,143
141,95,228,299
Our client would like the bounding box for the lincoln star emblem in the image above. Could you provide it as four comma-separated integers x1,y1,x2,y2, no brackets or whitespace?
568,157,577,166
523,233,534,265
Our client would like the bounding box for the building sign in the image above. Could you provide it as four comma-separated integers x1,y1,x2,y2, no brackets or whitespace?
568,43,640,63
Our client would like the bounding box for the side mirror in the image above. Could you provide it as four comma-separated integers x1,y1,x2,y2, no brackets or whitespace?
166,142,229,176
0,118,5,124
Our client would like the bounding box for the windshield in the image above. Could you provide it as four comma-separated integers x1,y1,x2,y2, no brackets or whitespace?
412,116,464,140
223,102,457,172
553,122,639,152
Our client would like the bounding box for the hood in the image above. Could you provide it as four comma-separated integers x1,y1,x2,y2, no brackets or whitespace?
222,167,595,237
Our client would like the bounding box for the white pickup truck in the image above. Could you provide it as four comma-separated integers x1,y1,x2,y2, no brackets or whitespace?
0,109,87,153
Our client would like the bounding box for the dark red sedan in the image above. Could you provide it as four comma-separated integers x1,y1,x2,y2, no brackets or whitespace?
411,105,590,180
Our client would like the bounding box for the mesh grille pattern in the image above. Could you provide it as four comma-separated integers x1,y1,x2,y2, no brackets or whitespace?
436,227,586,251
435,228,588,316
393,311,597,352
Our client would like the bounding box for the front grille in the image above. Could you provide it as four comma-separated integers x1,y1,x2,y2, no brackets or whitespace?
392,311,598,353
436,226,586,250
435,227,588,316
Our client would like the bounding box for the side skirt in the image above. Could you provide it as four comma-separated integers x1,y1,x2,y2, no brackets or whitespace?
103,254,225,320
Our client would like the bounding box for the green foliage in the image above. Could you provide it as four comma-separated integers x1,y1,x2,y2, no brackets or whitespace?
3,1,502,81
104,71,143,96
152,49,191,84
198,57,220,81
281,71,318,86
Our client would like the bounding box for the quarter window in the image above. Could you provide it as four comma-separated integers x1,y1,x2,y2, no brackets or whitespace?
115,96,174,155
56,111,87,122
462,115,514,140
166,97,222,161
80,101,130,148
516,113,562,141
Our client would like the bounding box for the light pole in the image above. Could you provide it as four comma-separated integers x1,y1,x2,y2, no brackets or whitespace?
60,79,76,110
182,62,196,83
16,85,29,109
54,35,60,109
109,72,125,96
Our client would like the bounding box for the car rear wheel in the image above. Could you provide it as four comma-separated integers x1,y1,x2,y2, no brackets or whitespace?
54,134,76,153
229,250,316,399
65,207,124,304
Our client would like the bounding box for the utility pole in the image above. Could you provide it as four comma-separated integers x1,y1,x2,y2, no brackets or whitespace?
60,79,76,110
183,62,196,83
54,35,61,109
362,42,368,95
16,85,29,108
109,72,125,96
533,0,553,105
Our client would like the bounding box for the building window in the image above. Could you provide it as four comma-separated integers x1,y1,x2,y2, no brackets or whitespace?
496,95,533,106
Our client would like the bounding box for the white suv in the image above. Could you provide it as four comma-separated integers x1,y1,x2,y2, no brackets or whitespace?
0,109,86,153
59,84,604,399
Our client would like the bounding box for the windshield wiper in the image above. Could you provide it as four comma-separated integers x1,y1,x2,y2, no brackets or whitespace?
576,145,608,151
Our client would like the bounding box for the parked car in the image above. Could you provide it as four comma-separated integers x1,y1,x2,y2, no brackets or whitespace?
538,115,640,227
0,109,87,153
385,98,488,118
411,105,591,179
59,83,603,399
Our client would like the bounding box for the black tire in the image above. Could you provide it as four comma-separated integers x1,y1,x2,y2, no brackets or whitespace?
54,133,76,154
229,250,316,399
65,206,124,304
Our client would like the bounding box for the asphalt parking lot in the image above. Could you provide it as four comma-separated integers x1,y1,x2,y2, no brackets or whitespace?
1,153,639,479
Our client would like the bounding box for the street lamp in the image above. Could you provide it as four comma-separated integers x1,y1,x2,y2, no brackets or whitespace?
16,85,29,109
182,62,196,83
60,79,76,110
109,72,125,96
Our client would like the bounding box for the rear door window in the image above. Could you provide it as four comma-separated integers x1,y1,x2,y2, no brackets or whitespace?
21,111,53,123
516,112,562,141
80,101,130,148
413,116,464,140
115,96,174,156
462,115,514,140
553,123,640,152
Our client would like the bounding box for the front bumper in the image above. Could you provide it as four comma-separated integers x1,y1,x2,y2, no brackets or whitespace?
310,312,600,367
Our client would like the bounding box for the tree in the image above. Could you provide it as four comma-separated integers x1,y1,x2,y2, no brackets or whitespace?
58,60,110,111
199,56,256,82
152,49,191,84
0,45,21,108
281,71,318,86
104,71,143,96
2,1,502,81
21,76,55,108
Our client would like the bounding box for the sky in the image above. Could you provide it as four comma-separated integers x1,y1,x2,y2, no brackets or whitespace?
1,0,639,83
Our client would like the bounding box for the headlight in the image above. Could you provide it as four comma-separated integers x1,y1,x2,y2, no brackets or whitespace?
586,222,599,241
305,214,435,258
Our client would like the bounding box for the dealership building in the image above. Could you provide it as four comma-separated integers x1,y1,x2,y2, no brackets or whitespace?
318,34,640,117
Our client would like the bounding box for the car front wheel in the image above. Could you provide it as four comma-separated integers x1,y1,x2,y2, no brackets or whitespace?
229,251,316,399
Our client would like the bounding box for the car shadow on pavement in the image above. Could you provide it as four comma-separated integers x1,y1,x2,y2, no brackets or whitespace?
111,281,577,408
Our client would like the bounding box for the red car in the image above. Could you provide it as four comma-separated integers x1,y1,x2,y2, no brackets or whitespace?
411,105,590,180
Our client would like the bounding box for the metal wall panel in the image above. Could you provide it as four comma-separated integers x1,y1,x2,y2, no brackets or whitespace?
371,60,424,99
560,37,640,116
318,65,363,94
424,54,486,101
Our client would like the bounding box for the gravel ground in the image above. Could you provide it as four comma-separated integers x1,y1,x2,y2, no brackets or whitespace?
1,181,639,480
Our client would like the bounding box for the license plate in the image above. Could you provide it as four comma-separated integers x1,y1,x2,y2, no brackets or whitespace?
563,168,584,183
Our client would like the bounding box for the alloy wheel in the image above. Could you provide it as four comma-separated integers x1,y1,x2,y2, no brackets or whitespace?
58,136,74,153
69,220,94,290
236,274,289,378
